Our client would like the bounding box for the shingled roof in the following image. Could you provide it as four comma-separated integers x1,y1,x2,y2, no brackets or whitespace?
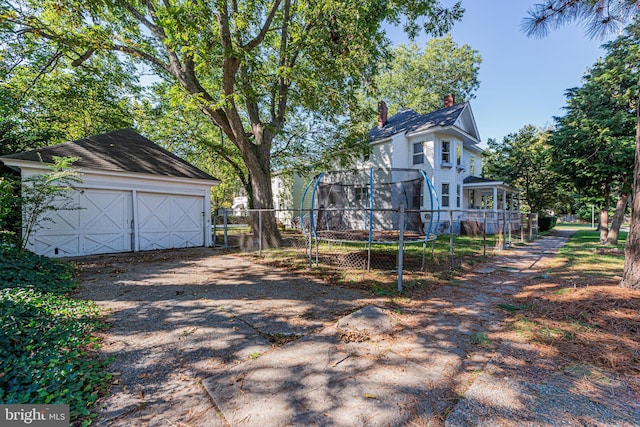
1,128,219,182
368,102,469,142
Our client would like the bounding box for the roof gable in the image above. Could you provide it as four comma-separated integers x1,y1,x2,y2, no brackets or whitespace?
368,102,479,142
0,129,218,182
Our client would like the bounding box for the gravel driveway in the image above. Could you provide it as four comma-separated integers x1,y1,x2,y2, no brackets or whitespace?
72,248,374,426
72,234,640,426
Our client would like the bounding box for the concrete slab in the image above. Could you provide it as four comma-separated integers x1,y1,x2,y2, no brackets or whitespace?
203,308,458,426
335,304,396,338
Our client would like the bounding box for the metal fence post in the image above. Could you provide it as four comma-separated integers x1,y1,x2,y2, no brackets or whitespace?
449,209,454,270
397,203,405,292
212,208,217,248
258,210,263,256
508,210,512,247
502,208,507,250
308,219,313,269
223,208,229,249
483,210,487,257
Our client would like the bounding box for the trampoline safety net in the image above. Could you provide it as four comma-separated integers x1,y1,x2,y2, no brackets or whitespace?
301,168,439,243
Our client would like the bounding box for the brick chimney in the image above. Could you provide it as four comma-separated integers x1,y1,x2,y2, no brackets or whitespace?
444,93,455,108
377,100,388,128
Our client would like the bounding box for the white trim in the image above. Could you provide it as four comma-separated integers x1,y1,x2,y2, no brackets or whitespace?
463,181,520,193
0,159,219,187
132,189,140,252
369,137,392,146
408,125,480,145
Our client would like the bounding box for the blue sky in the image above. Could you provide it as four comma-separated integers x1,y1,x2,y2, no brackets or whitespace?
386,1,608,145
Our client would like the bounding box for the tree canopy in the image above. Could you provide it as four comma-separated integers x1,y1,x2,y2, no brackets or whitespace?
1,0,464,246
0,26,139,149
523,1,639,288
484,125,567,214
374,35,481,115
551,26,638,242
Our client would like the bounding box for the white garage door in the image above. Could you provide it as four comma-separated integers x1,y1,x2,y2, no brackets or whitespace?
136,193,205,251
31,189,133,257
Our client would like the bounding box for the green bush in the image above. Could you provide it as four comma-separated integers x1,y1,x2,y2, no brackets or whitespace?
0,247,110,425
538,216,558,232
0,246,76,293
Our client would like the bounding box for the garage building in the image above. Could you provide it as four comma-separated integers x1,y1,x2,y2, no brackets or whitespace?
0,129,219,257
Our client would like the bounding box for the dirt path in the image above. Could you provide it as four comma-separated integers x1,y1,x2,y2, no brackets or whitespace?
73,230,639,426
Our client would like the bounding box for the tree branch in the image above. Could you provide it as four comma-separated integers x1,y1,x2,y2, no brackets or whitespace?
118,0,165,39
216,0,249,145
243,0,282,51
111,44,172,73
71,49,95,66
16,49,63,105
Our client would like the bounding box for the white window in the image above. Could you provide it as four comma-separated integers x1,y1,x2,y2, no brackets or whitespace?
470,156,475,175
468,189,476,209
413,142,424,165
441,183,450,207
441,141,451,164
355,186,369,204
456,184,461,208
456,143,462,166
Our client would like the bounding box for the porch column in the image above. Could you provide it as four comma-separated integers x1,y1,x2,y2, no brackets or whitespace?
493,187,498,212
502,190,507,209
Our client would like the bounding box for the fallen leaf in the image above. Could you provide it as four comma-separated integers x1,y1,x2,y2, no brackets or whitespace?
365,393,377,399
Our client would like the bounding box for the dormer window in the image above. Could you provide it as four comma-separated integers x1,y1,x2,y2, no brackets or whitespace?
441,141,451,167
413,142,424,165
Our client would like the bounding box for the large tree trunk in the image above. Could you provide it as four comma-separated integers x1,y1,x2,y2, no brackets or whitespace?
241,139,282,249
599,208,609,244
621,86,640,289
248,173,282,249
607,192,628,245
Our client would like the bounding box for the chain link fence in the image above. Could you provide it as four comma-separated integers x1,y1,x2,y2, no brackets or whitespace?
213,207,539,288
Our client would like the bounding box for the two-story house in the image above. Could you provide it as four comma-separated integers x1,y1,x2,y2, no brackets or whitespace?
235,95,519,235
359,95,519,233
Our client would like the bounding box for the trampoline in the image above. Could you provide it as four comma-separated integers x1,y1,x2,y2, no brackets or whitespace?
299,168,440,270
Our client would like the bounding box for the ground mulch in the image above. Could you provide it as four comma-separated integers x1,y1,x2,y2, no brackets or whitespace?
510,278,640,392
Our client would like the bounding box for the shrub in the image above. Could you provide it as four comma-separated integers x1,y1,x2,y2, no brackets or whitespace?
0,246,76,293
539,216,558,232
0,246,110,425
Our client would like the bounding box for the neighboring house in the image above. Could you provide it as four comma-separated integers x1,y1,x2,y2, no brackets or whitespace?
231,171,312,227
0,129,219,257
356,95,520,233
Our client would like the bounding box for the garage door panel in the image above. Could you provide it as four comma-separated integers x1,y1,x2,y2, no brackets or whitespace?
170,198,202,228
30,189,132,257
36,193,82,231
137,193,204,251
32,234,81,258
29,188,205,257
82,191,131,230
82,233,132,254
